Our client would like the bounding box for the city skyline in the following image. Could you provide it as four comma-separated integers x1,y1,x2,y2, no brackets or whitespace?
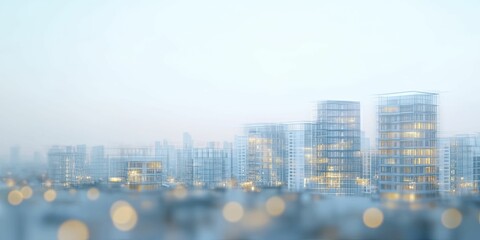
1,1,480,155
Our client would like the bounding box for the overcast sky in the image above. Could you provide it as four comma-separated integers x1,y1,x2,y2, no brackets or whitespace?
1,0,479,156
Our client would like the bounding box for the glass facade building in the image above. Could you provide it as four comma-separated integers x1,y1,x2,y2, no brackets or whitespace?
286,122,313,191
47,145,87,188
306,101,362,195
377,92,438,201
192,145,229,189
449,134,480,195
245,124,287,189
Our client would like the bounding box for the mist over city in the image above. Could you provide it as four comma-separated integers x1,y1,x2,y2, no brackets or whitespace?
1,1,480,240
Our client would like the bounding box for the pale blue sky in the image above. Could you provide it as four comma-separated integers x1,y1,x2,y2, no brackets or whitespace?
1,0,479,155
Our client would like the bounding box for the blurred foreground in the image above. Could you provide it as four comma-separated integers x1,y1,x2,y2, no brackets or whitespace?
1,186,480,240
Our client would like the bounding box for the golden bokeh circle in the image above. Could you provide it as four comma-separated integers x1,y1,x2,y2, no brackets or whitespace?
223,201,244,223
363,207,384,228
57,220,89,240
441,208,462,229
8,190,23,206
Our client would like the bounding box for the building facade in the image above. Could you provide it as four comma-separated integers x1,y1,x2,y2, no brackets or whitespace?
306,101,362,196
377,92,438,201
245,124,287,189
48,145,87,188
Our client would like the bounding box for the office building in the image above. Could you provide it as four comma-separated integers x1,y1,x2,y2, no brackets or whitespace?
286,122,313,191
47,145,87,188
377,91,438,201
306,100,362,196
245,123,287,189
449,134,480,195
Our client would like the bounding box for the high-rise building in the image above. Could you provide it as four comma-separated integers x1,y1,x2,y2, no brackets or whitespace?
233,136,248,185
377,91,438,201
155,140,178,184
438,138,451,197
177,133,194,186
221,142,234,185
449,134,480,195
245,123,287,189
47,145,87,188
286,122,313,191
90,145,107,183
306,100,362,196
192,143,230,189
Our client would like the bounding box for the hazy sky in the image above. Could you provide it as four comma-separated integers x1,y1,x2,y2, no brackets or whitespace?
1,0,479,156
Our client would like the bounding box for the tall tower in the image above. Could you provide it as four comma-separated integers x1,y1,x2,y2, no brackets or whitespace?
286,122,313,191
306,101,362,196
245,123,287,188
377,91,438,201
178,132,194,186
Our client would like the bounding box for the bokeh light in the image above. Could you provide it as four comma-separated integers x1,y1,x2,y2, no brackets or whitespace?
20,186,33,199
265,196,286,217
6,178,16,188
223,201,244,223
8,190,23,206
363,208,384,228
87,188,100,201
172,186,187,199
57,219,89,240
44,189,57,203
110,201,138,231
441,208,462,229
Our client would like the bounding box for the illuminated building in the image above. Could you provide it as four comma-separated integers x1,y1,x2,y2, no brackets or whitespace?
377,91,438,201
245,124,287,188
106,147,162,190
47,145,87,188
448,134,480,195
127,160,162,191
306,101,362,196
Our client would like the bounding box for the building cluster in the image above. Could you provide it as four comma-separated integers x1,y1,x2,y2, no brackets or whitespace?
44,92,480,200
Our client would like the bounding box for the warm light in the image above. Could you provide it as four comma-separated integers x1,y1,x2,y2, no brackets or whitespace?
110,201,138,231
172,186,187,199
87,188,100,201
223,201,244,223
44,189,57,202
20,186,33,199
57,219,89,240
441,208,462,229
8,190,23,206
265,196,286,217
109,177,122,183
363,208,384,228
6,178,15,188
